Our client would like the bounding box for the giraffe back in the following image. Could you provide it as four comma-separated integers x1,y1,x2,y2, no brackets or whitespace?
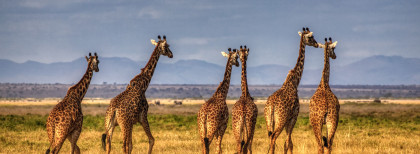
310,87,339,115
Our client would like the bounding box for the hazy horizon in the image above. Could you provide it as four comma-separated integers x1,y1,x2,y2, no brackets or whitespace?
1,55,419,85
0,54,414,68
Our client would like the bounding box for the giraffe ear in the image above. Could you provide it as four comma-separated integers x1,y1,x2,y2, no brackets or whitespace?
318,43,325,49
331,41,338,48
307,32,313,37
85,56,89,61
221,51,229,58
151,39,158,46
298,31,302,36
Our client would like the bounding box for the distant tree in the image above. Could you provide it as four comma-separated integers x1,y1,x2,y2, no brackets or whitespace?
383,93,392,98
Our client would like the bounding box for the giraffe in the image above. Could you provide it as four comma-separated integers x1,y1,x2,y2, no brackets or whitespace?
197,48,239,154
232,45,258,154
264,27,318,154
101,35,173,154
45,52,100,154
310,37,339,154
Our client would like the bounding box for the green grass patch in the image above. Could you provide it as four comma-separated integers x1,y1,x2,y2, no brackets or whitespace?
1,113,418,132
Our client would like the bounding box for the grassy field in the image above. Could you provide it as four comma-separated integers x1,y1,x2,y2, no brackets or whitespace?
0,99,419,153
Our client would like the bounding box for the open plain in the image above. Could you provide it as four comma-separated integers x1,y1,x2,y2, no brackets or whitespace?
0,98,419,153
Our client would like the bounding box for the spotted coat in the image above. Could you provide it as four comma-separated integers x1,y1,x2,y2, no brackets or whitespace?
102,36,173,154
232,46,258,154
264,28,318,154
46,53,99,154
310,38,340,154
197,49,239,154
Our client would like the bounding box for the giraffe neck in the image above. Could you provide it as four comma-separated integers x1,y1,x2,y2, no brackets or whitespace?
291,34,306,86
240,58,250,98
130,45,161,92
213,57,234,99
70,62,93,101
320,48,330,88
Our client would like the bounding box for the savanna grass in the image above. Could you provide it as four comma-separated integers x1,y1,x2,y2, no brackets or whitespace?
0,103,419,153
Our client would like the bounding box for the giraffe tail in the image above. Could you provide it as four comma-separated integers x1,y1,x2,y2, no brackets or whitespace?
204,137,210,151
240,112,248,151
102,109,116,151
45,149,50,154
268,104,275,137
323,136,328,147
101,134,107,151
203,113,210,152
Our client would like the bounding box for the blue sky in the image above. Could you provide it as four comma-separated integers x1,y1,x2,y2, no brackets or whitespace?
1,0,419,69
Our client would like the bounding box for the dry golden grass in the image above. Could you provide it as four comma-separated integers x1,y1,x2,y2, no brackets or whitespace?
1,116,419,154
0,99,419,153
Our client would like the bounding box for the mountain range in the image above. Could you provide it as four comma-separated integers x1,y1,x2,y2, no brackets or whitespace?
0,55,418,85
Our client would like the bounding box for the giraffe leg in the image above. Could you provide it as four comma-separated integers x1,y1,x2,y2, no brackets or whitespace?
268,111,287,154
232,113,243,154
215,123,227,154
121,123,133,154
67,129,81,154
247,136,254,154
51,130,68,154
197,111,208,154
50,120,72,154
284,115,298,154
245,113,256,154
140,111,155,154
200,136,208,154
310,114,324,154
325,112,339,154
199,113,218,154
268,128,282,154
203,124,217,154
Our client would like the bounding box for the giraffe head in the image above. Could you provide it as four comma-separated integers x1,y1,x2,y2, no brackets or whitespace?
151,35,173,58
318,37,337,59
298,27,318,48
85,52,100,72
221,48,239,67
238,45,249,63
